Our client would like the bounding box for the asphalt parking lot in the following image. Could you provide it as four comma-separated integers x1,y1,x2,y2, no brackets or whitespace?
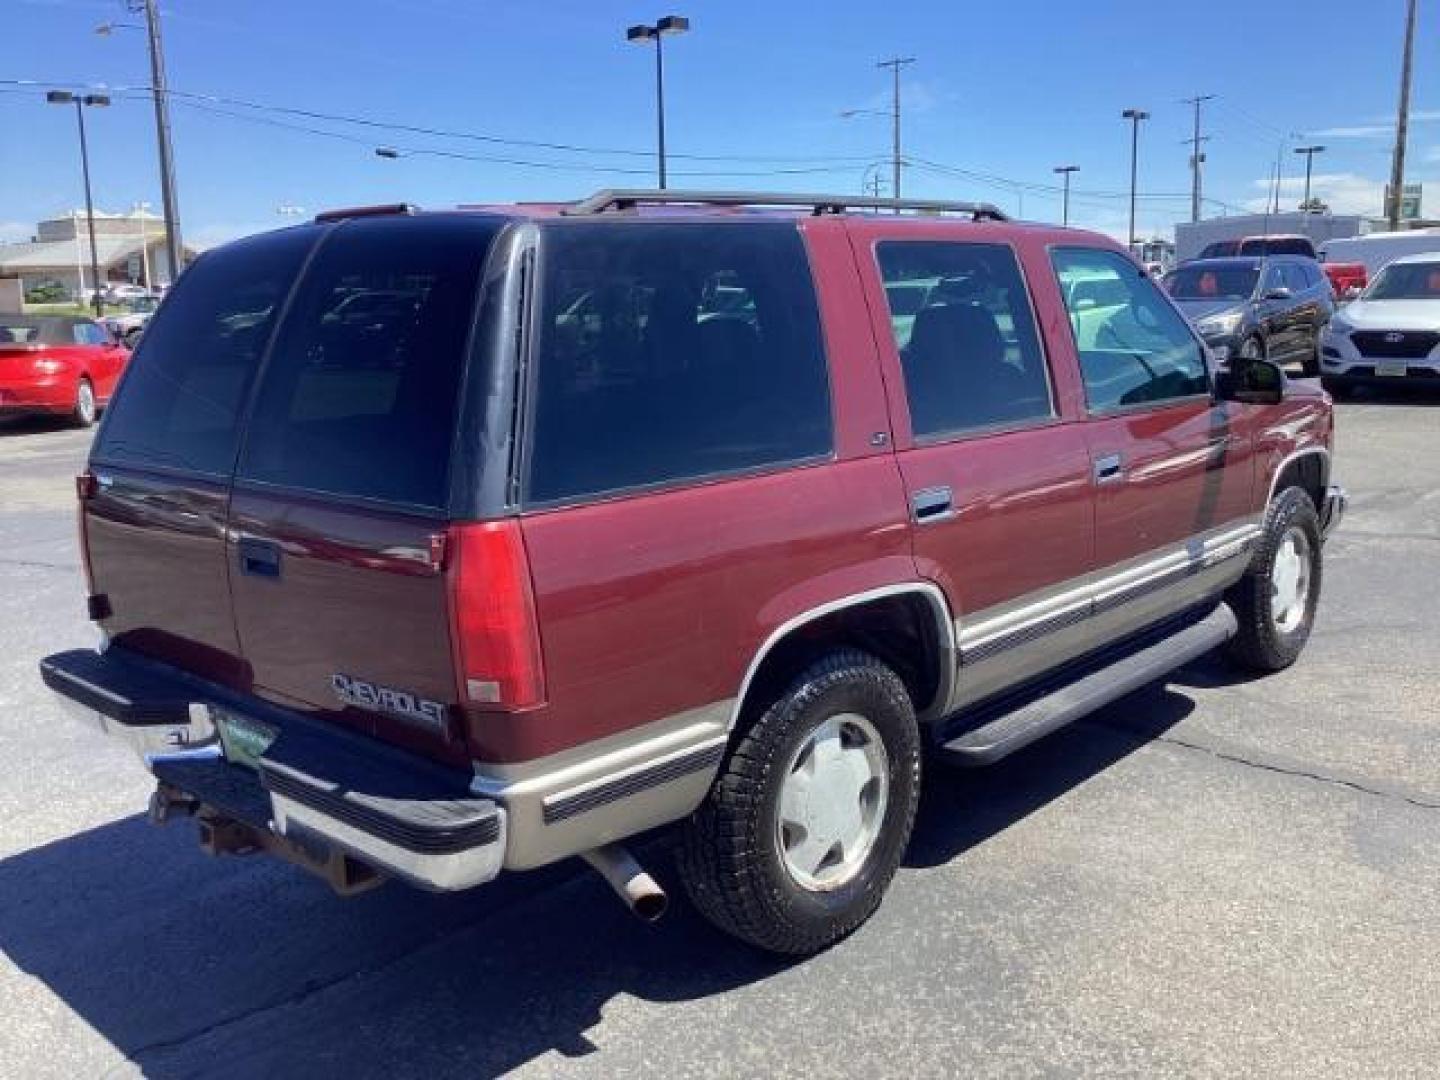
1,387,1437,1079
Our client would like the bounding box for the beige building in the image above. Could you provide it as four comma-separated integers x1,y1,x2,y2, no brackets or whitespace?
0,208,190,299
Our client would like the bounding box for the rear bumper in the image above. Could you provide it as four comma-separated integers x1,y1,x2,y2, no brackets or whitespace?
40,647,506,891
0,376,73,414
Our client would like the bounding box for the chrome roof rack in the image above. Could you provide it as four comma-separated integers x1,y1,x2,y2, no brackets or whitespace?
561,189,1008,221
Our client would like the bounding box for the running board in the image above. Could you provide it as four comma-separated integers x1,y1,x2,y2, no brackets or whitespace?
940,605,1237,766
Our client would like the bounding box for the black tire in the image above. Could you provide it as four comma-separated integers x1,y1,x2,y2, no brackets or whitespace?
70,377,97,428
1321,376,1354,400
123,328,143,348
677,649,921,955
1300,333,1321,377
1225,487,1323,672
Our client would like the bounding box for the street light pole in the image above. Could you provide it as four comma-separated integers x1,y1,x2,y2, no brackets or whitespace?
1294,145,1326,210
626,16,690,190
1121,108,1149,253
47,91,109,317
1053,165,1079,227
1387,0,1418,229
877,57,915,209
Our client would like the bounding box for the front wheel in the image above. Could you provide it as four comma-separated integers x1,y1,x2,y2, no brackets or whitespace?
1225,487,1323,672
677,649,921,955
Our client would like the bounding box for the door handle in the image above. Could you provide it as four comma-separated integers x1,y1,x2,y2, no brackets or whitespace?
1093,453,1125,484
238,537,282,579
911,486,956,524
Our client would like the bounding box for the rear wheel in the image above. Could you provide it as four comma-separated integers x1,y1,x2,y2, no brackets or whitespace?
677,649,921,955
1225,487,1322,672
71,378,96,428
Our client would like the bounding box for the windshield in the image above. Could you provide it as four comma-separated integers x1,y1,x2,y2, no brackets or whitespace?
1365,261,1440,301
1163,265,1259,301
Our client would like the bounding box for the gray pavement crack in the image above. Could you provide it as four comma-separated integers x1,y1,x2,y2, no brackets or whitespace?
1090,718,1440,812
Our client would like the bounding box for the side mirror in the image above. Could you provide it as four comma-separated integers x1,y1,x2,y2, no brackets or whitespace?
1263,287,1293,301
1216,358,1284,405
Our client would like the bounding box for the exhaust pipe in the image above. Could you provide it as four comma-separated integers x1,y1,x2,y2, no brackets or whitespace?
581,844,668,922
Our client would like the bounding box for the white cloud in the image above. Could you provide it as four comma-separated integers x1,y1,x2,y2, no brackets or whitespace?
1313,108,1440,140
1242,172,1389,216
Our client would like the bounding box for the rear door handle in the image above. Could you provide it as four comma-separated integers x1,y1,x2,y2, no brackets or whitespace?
238,537,282,579
1093,453,1125,484
911,486,956,524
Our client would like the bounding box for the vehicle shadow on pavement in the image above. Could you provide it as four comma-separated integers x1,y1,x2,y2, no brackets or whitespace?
0,684,1195,1077
0,415,77,437
0,812,790,1076
1336,385,1440,407
907,683,1195,869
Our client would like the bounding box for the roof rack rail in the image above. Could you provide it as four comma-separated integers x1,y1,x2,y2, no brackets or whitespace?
313,203,419,223
561,189,1008,221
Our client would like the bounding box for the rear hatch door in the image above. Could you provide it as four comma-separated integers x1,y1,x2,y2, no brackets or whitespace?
224,215,504,767
84,229,319,685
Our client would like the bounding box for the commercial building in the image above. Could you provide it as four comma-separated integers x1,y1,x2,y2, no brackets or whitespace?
0,208,189,299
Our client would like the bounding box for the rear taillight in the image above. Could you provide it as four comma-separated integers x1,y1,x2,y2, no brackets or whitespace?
445,520,545,710
75,471,97,599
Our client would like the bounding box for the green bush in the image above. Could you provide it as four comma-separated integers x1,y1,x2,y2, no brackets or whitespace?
24,281,68,304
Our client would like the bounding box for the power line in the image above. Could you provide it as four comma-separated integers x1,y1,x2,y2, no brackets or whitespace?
1,77,876,166
166,97,875,178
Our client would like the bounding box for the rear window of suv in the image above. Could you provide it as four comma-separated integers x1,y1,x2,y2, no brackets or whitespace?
235,216,501,510
525,221,833,504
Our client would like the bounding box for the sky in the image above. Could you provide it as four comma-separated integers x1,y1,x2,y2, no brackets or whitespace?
1,0,1436,250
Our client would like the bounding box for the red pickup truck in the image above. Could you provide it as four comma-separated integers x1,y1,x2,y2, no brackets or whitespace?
41,191,1344,955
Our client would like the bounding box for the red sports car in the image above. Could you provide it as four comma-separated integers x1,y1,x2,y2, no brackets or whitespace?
0,316,129,427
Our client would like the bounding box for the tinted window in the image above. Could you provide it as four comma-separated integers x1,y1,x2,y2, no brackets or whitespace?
237,216,500,509
1282,262,1312,291
1164,263,1259,301
95,230,316,475
875,242,1052,438
527,222,832,504
1052,247,1208,411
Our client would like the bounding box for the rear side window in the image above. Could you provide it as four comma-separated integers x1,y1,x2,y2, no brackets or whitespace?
1051,247,1208,412
526,222,832,504
874,241,1052,439
94,230,316,475
236,216,500,510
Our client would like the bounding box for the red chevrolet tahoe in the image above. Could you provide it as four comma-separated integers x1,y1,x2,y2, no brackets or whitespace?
41,191,1345,955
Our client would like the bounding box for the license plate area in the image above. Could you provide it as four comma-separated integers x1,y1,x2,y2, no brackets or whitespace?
1376,361,1407,377
214,709,279,771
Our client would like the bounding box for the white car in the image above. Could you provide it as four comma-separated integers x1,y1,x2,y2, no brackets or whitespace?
103,283,152,304
102,296,159,346
1320,252,1440,397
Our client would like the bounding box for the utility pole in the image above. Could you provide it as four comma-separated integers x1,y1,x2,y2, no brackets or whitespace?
1270,142,1285,215
132,0,184,283
1053,165,1079,227
1182,94,1214,223
877,57,915,209
1122,108,1149,253
1387,0,1418,229
1294,145,1326,210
